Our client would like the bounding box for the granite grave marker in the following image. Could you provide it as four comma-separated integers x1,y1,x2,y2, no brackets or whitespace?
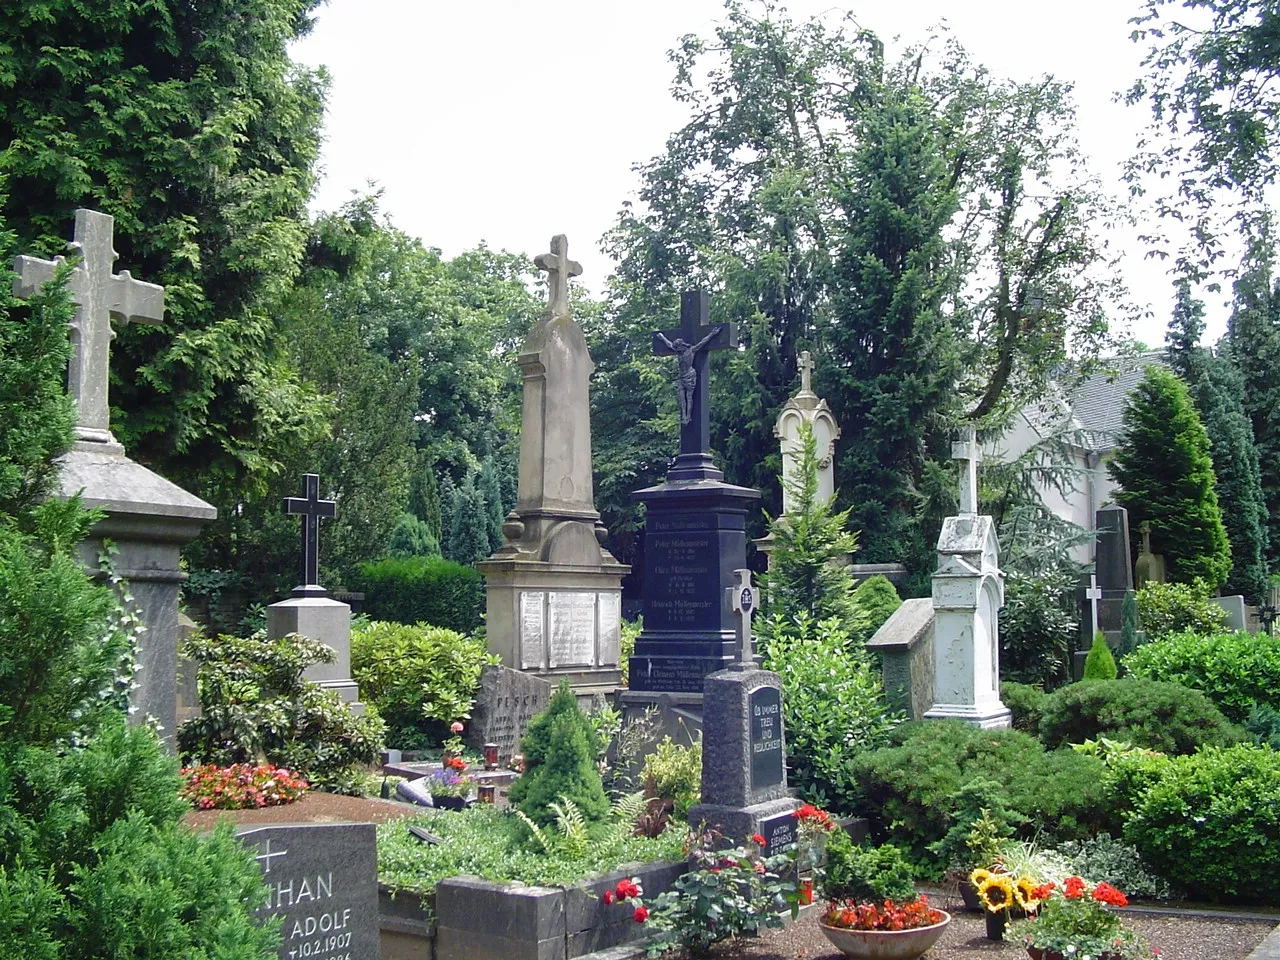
465,664,554,762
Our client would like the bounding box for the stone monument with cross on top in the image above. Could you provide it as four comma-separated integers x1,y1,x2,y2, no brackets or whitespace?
477,235,628,700
10,208,215,749
953,424,981,515
267,472,363,712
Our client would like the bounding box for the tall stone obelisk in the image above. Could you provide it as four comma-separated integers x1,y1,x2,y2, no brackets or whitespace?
477,236,628,696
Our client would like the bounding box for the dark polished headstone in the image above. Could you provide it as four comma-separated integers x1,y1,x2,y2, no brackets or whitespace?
238,822,379,960
1095,506,1133,592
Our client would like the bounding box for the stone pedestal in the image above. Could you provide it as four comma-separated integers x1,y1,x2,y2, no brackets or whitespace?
60,443,215,749
866,598,935,721
267,596,363,711
687,665,797,853
628,477,761,694
924,514,1011,729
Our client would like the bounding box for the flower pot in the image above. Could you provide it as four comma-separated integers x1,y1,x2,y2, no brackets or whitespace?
958,879,982,913
431,794,467,811
817,912,950,960
985,907,1009,941
1027,950,1120,960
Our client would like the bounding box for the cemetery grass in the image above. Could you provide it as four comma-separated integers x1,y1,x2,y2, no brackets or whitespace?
376,804,684,915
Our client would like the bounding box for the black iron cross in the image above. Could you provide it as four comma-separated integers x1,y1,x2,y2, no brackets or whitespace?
283,473,336,598
651,291,737,458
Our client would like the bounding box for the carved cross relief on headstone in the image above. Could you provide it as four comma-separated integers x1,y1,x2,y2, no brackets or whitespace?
12,209,164,447
952,425,981,516
730,567,757,666
283,473,337,598
533,234,581,319
651,292,736,454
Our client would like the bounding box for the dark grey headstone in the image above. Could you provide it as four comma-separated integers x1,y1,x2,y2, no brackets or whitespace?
697,666,789,809
238,823,379,960
1095,506,1132,592
757,809,798,858
749,686,783,789
466,664,553,762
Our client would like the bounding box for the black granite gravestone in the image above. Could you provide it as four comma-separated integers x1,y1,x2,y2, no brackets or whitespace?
749,686,784,789
238,823,379,960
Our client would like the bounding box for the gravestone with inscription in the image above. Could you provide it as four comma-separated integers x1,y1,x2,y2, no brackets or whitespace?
626,291,762,698
239,822,379,960
465,664,554,763
11,208,216,749
478,236,628,699
687,570,797,847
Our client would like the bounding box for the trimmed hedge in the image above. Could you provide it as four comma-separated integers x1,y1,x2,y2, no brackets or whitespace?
353,555,484,634
1039,679,1243,755
1123,629,1280,724
1000,681,1047,738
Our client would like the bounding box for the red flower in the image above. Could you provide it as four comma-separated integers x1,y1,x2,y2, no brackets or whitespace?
1091,882,1129,908
750,833,766,846
633,906,648,923
1063,875,1086,899
1030,882,1056,902
445,755,466,771
602,890,614,905
450,721,465,733
615,879,639,900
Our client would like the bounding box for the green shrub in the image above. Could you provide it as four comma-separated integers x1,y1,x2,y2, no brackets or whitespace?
618,617,640,687
999,572,1075,689
641,736,702,820
1051,835,1175,900
850,575,900,641
1082,632,1118,680
1246,703,1280,749
1135,580,1228,639
1039,679,1242,754
924,780,1016,875
508,682,609,827
821,830,917,903
1123,745,1280,902
1000,682,1048,738
350,620,495,749
1118,589,1142,656
178,630,385,792
848,721,1113,874
760,612,901,814
353,554,483,633
1123,629,1280,724
386,513,439,558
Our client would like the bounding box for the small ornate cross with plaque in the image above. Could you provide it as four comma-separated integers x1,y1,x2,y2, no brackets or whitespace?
730,567,757,667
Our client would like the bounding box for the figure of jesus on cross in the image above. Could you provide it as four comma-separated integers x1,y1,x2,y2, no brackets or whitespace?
651,291,736,457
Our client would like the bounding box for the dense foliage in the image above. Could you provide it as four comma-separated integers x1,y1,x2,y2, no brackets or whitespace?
997,572,1076,689
177,630,384,792
1000,681,1048,738
821,830,917,903
508,682,611,828
1108,366,1231,588
1135,580,1229,638
1123,629,1280,723
1038,679,1242,754
353,555,484,634
849,576,901,642
1082,633,1119,681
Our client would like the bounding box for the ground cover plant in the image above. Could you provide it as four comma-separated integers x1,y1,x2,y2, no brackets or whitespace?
1123,628,1280,724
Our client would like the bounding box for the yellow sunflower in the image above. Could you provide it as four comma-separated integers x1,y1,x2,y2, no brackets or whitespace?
1013,875,1041,910
969,867,993,886
975,873,1015,913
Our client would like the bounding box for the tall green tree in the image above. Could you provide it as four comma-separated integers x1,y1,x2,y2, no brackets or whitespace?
1108,366,1232,589
0,0,331,509
1167,280,1269,601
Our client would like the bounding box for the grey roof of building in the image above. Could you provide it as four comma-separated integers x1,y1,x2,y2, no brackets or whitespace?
1066,351,1168,452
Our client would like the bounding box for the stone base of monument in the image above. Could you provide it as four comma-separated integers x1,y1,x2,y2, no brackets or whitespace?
267,595,365,716
686,796,800,857
60,443,216,750
922,701,1013,729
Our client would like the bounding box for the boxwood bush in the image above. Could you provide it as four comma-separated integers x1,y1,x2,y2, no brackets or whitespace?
353,555,483,634
848,721,1114,875
1038,679,1243,754
1123,629,1280,724
1122,745,1280,902
1000,681,1048,738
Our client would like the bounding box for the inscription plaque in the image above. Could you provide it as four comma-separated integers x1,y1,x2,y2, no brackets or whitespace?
519,591,545,670
629,657,724,693
239,823,379,960
749,686,784,789
598,591,622,666
548,591,597,667
757,809,797,858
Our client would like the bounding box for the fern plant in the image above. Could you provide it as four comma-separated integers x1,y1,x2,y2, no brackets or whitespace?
515,791,647,858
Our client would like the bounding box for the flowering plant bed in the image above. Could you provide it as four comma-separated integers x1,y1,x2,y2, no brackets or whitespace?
1007,877,1152,960
818,897,950,959
179,763,307,810
425,767,473,798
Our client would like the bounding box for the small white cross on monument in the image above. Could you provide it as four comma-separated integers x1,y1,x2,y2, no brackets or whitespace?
533,234,582,319
797,350,816,397
730,568,757,665
254,838,289,874
1085,572,1103,638
951,424,981,515
12,209,165,447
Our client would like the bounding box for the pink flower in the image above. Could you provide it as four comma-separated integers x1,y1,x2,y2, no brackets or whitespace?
450,721,465,733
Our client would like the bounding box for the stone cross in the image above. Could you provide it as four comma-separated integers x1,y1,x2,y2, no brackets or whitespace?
533,234,581,319
730,567,757,665
952,425,981,515
797,350,816,397
253,838,288,874
12,209,165,447
283,473,337,598
1085,572,1103,638
652,291,736,456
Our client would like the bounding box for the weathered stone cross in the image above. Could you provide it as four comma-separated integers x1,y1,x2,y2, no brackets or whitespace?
952,425,981,515
283,473,337,598
1085,572,1103,638
730,567,757,666
533,234,582,319
12,209,165,447
651,291,736,457
797,350,816,397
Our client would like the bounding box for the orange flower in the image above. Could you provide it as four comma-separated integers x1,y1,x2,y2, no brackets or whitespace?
1063,875,1086,899
1091,882,1129,908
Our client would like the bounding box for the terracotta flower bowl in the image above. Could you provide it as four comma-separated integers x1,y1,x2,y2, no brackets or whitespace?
818,911,951,960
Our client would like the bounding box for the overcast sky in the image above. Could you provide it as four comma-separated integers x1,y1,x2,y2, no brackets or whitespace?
291,0,1225,349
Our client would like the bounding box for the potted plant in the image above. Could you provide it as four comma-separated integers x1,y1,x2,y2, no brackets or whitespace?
426,768,473,810
1007,876,1151,960
819,897,950,960
970,867,1037,940
441,720,466,768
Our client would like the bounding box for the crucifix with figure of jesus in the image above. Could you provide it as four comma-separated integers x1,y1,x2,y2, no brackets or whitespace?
651,291,737,462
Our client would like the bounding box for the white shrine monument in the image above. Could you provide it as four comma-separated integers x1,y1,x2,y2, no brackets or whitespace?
477,235,628,696
923,426,1011,728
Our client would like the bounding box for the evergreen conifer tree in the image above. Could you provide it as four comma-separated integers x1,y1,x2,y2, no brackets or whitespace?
1119,589,1143,657
446,474,492,567
1082,632,1118,681
480,456,506,553
1108,366,1231,589
507,682,609,827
